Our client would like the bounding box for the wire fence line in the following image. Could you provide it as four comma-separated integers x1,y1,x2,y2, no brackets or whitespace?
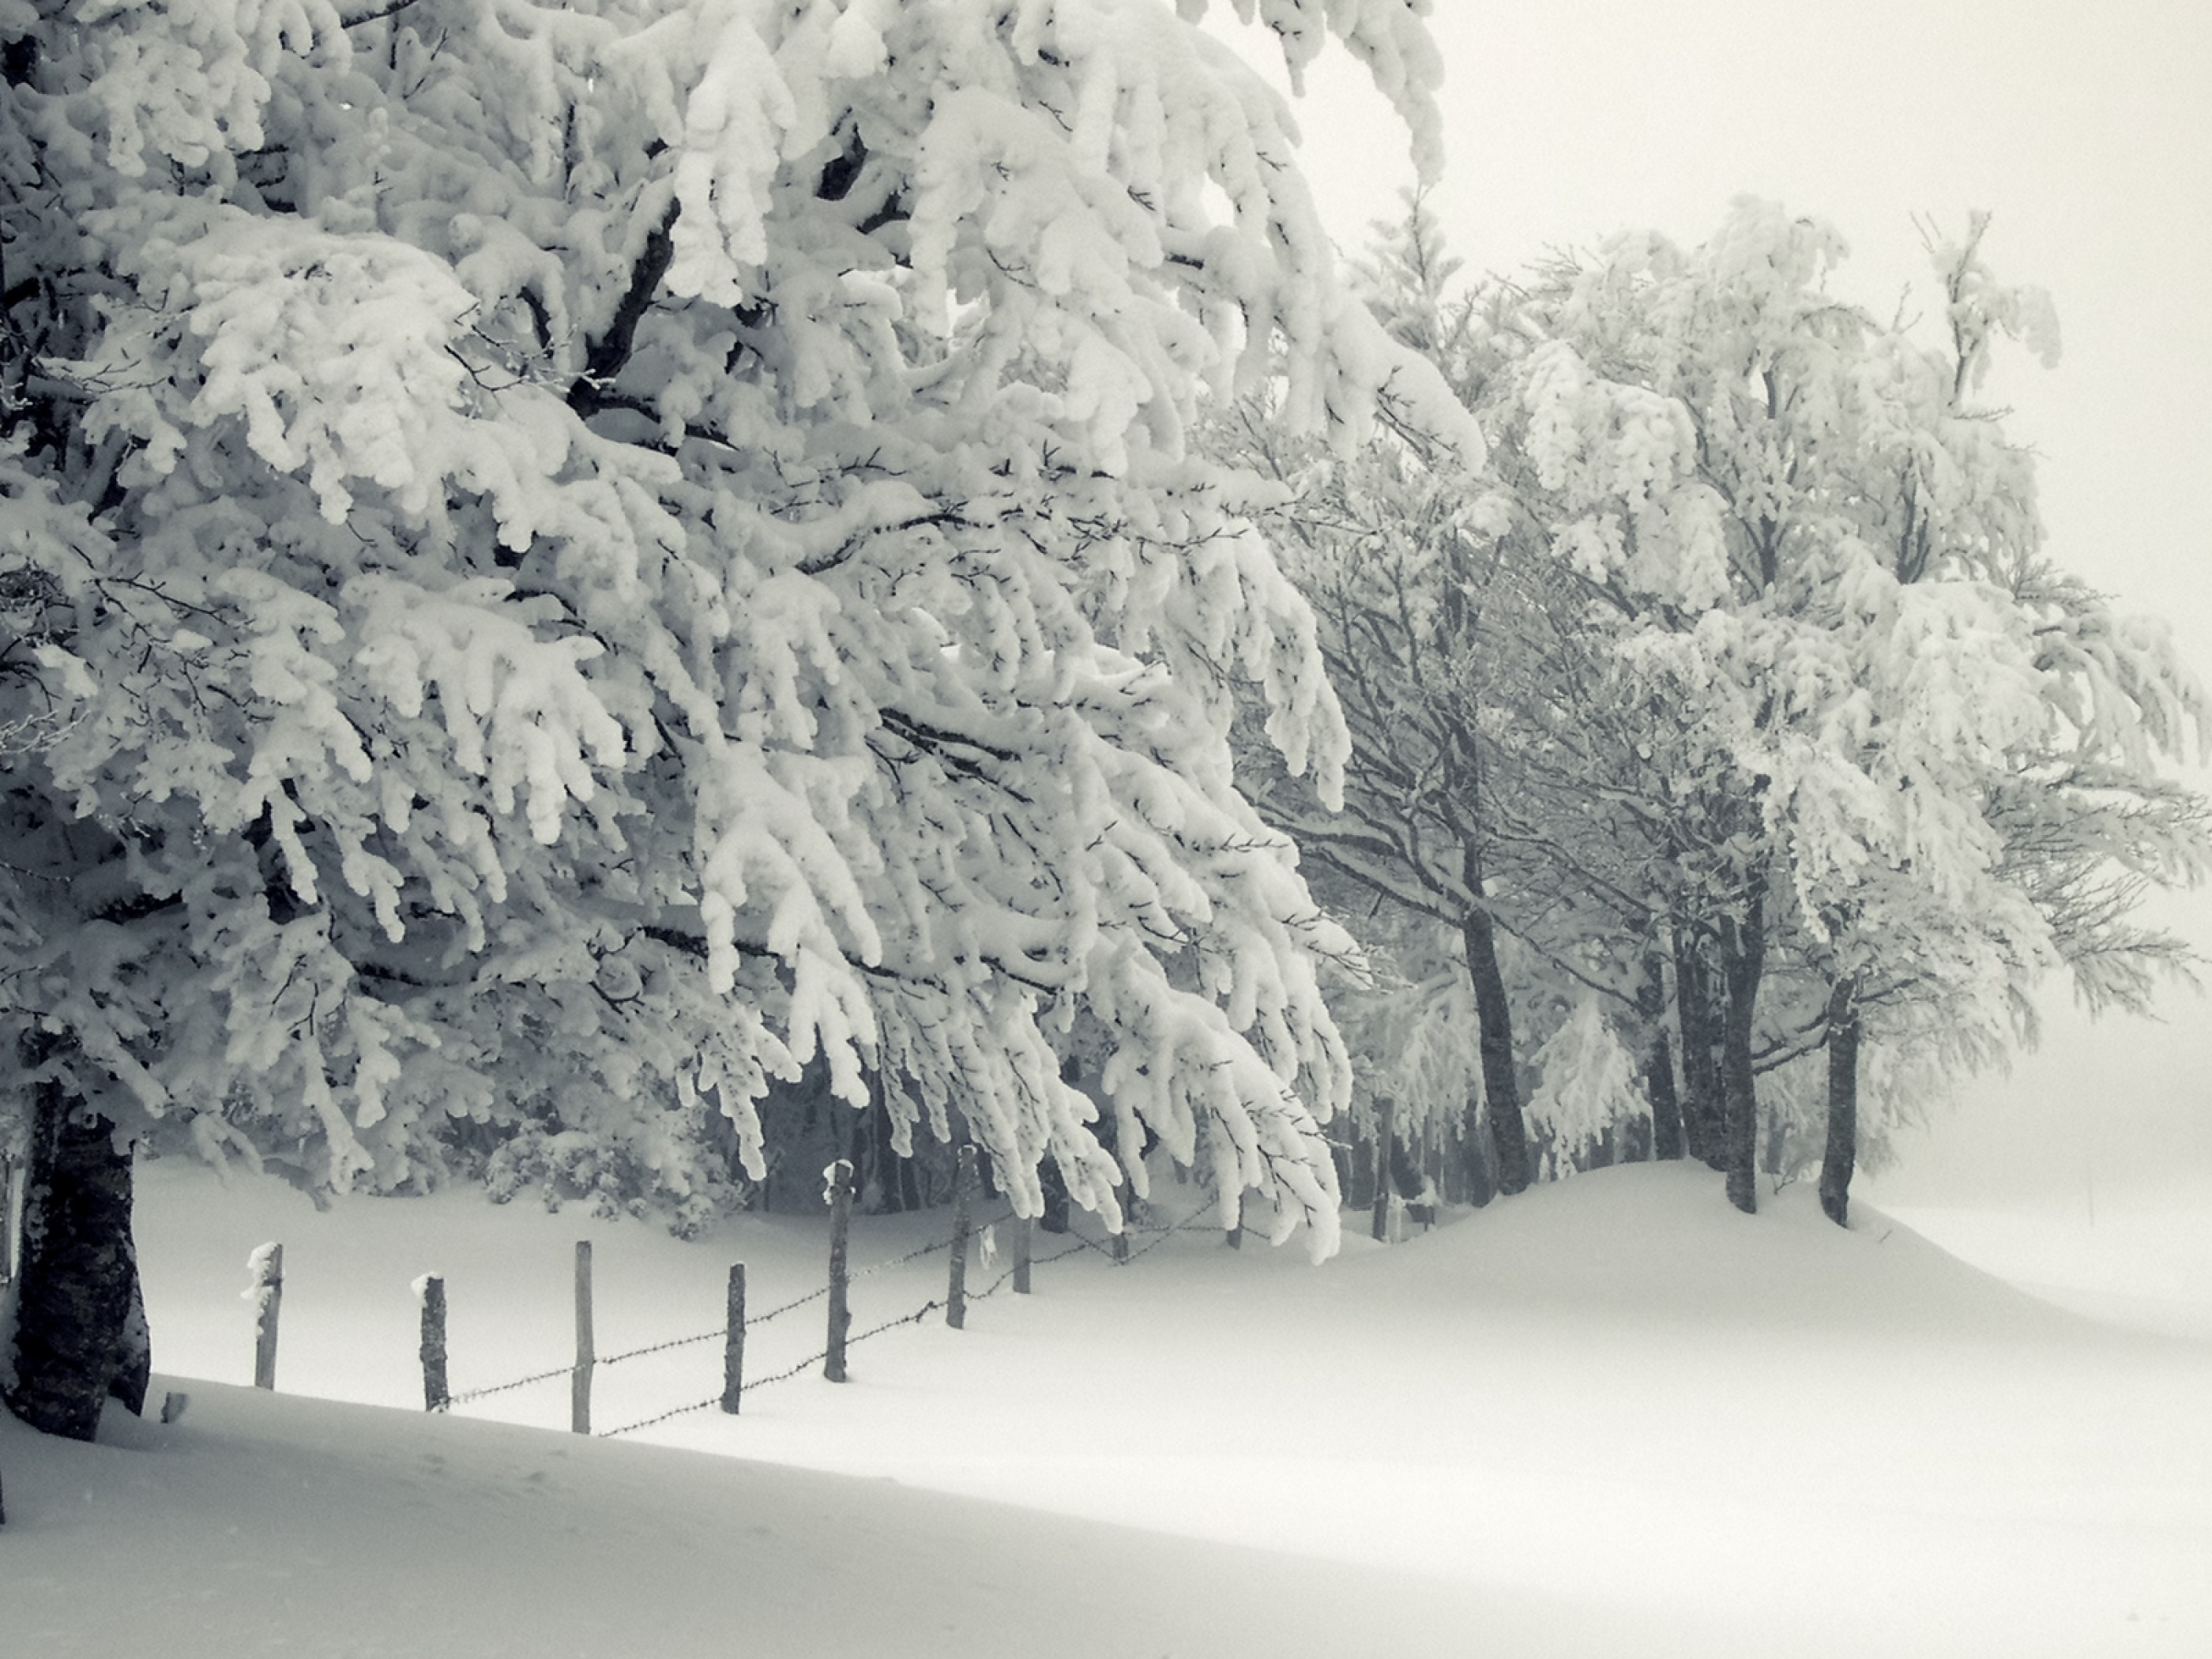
439,1231,964,1405
438,1195,1225,1436
595,1247,1082,1439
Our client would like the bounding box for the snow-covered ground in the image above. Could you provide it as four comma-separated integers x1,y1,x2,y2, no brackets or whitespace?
1872,1194,2212,1343
6,1159,2210,1657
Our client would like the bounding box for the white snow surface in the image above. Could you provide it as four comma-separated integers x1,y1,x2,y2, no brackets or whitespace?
5,1159,2208,1656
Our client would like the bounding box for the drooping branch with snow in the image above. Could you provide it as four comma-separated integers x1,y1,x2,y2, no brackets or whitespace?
0,0,1463,1256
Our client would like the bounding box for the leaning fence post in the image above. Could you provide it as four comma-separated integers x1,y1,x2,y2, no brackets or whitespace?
946,1143,976,1329
824,1161,852,1383
416,1273,449,1412
1012,1213,1032,1294
721,1262,747,1413
570,1241,593,1435
246,1242,283,1390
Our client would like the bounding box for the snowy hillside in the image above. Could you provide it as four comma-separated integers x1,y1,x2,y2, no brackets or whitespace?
6,1162,2209,1657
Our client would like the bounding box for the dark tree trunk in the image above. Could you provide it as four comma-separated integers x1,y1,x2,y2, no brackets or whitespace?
1037,1056,1081,1232
4,1067,150,1440
1460,908,1530,1196
867,1097,903,1213
1458,1104,1496,1208
1037,1158,1070,1233
1672,927,1725,1168
1586,1126,1617,1172
1819,978,1860,1228
1370,1095,1395,1243
1717,895,1766,1217
1637,951,1684,1161
1645,1030,1683,1161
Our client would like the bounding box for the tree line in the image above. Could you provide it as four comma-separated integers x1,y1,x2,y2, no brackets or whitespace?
1223,195,2206,1224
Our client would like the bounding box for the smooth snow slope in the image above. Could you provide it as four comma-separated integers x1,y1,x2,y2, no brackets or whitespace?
5,1159,2206,1657
1,1385,1500,1658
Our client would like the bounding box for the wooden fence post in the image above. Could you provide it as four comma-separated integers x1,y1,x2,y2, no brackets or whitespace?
946,1143,976,1328
247,1242,283,1390
1012,1214,1032,1294
570,1241,593,1435
1111,1173,1131,1263
721,1262,746,1413
417,1273,449,1413
1372,1094,1396,1243
824,1160,852,1382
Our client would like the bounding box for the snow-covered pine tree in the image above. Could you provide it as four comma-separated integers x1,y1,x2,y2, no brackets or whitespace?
0,0,1471,1437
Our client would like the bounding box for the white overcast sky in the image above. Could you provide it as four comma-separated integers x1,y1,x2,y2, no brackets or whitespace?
1224,0,2212,1202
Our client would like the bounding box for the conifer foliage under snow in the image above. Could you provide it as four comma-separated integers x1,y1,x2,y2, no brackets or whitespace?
0,0,1459,1257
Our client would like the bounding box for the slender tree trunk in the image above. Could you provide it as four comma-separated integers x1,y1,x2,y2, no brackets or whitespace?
1638,951,1684,1161
1717,894,1766,1216
1370,1095,1395,1243
1672,927,1725,1168
1037,1158,1070,1234
864,1098,892,1212
1461,908,1529,1196
1819,977,1860,1227
1645,1031,1683,1161
1759,1103,1788,1183
1037,1057,1079,1232
1459,1104,1496,1208
1587,1126,1617,1172
3,1058,150,1440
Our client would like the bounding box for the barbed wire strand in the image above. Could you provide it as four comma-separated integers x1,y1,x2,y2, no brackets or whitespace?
445,1363,575,1408
737,1347,831,1396
597,1394,724,1438
597,1326,720,1367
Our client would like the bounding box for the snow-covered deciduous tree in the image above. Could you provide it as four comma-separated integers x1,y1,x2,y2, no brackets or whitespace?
1498,202,2208,1220
0,0,1464,1437
1227,196,2206,1229
1523,998,1641,1180
1217,197,1548,1197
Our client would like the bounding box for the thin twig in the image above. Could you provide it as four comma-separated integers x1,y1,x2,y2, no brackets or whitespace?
340,0,419,26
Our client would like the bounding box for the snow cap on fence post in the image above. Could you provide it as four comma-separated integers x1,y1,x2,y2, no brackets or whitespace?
823,1161,852,1383
243,1242,283,1390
